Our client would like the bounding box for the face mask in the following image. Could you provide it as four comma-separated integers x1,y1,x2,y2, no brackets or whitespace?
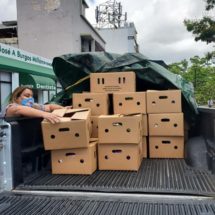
21,97,34,107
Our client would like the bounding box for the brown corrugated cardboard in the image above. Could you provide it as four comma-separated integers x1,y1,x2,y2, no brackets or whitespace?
98,114,142,144
142,137,147,158
42,108,91,150
73,93,109,116
148,113,184,136
51,140,97,174
147,90,182,113
149,136,184,158
113,92,146,114
142,114,148,136
90,71,136,93
98,142,142,171
90,116,99,138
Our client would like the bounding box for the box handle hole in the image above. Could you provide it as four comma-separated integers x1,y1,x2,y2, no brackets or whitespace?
65,152,76,156
162,140,171,144
85,98,94,102
125,97,133,101
159,96,168,99
112,122,123,126
59,128,70,132
112,149,122,153
161,118,170,122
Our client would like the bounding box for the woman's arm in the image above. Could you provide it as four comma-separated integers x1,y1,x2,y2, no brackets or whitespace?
6,104,61,124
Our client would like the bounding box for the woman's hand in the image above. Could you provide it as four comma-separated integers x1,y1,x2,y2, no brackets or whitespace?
42,112,61,124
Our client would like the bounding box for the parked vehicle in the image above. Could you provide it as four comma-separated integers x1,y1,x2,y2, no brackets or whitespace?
0,53,215,214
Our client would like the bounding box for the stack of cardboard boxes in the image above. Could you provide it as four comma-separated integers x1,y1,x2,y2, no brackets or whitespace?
147,90,184,158
41,71,185,174
72,71,143,171
41,108,98,174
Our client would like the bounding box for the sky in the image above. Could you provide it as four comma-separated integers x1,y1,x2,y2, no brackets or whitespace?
0,0,214,64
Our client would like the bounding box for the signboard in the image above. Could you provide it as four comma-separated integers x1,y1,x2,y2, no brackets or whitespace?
0,43,52,68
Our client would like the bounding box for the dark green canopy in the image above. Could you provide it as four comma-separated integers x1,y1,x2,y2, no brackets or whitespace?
52,52,198,124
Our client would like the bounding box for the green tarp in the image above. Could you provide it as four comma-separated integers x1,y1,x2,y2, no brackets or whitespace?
52,52,198,124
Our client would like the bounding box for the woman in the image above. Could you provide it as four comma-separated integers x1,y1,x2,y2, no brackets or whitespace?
5,86,65,124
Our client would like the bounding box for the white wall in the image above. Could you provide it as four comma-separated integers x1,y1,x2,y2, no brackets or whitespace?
17,0,105,59
98,25,138,54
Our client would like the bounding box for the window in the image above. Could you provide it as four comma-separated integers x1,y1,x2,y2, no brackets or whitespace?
81,35,93,52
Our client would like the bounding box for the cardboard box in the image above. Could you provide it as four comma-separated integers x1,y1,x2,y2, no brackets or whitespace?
148,113,184,136
142,114,148,136
73,93,109,116
90,71,136,93
113,92,146,114
142,137,147,158
42,108,91,150
147,90,182,113
91,116,99,138
98,114,142,144
51,140,97,174
98,142,142,171
149,136,184,158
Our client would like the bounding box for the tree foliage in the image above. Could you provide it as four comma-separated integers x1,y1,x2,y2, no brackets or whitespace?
168,54,215,105
184,0,215,44
206,0,215,10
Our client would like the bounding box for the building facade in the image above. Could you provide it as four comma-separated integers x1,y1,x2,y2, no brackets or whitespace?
16,0,106,59
97,22,139,54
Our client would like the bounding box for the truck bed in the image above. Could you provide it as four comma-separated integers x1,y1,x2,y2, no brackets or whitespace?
15,158,215,197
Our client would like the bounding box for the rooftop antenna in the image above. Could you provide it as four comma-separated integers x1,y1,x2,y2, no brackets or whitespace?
95,0,127,29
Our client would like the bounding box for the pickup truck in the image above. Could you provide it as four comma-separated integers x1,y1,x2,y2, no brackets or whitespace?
1,52,215,214
0,106,215,214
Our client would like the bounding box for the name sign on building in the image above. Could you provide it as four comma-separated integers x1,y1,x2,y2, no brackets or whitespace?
0,43,52,68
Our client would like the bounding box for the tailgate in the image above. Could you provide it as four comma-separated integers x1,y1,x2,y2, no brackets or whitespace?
0,192,215,215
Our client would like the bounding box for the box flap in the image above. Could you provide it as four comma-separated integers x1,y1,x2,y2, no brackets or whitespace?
53,108,89,118
52,108,67,117
71,109,90,120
